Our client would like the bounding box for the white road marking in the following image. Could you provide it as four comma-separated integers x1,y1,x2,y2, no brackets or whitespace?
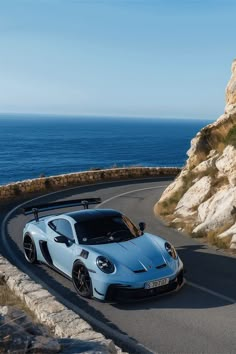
96,185,167,207
0,180,168,354
1,181,235,305
1,184,166,258
187,281,236,304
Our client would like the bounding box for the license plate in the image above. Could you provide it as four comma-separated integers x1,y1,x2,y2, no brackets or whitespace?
145,278,169,289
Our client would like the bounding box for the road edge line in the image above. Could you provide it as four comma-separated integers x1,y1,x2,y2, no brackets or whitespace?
1,182,159,354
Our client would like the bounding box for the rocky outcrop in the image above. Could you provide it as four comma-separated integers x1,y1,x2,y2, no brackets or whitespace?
226,59,236,113
155,59,236,249
0,306,61,353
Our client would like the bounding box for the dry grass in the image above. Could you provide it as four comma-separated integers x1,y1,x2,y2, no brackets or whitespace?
207,233,232,249
211,175,229,190
181,171,195,190
224,126,236,147
0,282,36,319
171,219,195,234
0,281,57,350
158,170,201,217
206,229,232,249
193,222,234,248
216,141,226,153
159,189,185,215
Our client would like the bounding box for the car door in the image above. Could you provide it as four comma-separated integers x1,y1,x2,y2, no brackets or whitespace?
47,218,78,276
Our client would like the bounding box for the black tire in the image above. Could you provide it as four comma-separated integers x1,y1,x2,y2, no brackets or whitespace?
72,260,92,298
23,234,37,264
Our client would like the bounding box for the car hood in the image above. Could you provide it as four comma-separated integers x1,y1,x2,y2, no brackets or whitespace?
89,234,167,271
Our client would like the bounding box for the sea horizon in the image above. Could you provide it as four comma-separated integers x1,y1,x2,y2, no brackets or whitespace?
0,114,213,186
0,112,215,122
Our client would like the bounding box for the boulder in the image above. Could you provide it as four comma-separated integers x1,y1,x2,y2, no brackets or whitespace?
192,150,219,174
175,176,212,217
230,234,236,249
193,186,236,234
0,305,61,353
218,223,236,249
215,145,236,172
218,223,236,239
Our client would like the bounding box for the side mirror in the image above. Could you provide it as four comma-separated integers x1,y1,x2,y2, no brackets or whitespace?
139,222,146,232
54,235,69,246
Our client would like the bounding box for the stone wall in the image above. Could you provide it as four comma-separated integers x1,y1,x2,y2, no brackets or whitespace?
0,167,181,201
0,256,125,353
0,167,181,352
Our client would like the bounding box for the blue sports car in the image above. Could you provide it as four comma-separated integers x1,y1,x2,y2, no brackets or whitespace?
23,198,184,301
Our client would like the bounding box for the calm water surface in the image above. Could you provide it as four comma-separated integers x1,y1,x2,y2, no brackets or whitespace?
0,115,212,185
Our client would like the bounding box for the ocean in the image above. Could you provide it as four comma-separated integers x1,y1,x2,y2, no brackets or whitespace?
0,115,212,186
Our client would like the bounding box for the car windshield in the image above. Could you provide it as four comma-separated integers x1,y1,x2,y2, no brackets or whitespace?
75,215,141,245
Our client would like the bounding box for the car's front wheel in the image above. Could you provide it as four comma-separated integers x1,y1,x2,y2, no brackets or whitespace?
72,260,92,298
23,234,37,264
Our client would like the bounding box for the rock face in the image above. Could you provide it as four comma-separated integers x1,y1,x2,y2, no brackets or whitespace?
0,256,126,354
155,59,236,249
0,306,61,353
226,59,236,113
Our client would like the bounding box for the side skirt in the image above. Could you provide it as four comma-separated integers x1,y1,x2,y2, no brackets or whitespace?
39,259,72,281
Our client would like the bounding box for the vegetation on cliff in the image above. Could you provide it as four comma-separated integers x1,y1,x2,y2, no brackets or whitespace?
155,59,236,250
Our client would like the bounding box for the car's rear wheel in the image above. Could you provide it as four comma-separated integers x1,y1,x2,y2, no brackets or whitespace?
23,234,37,264
72,260,92,298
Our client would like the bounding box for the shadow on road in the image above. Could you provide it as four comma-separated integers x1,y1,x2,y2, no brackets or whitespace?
2,210,153,354
114,244,236,311
1,179,235,353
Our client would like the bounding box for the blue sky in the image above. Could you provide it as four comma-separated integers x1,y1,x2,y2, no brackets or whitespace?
0,0,235,119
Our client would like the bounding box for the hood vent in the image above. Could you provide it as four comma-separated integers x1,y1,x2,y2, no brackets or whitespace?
156,263,167,269
133,269,147,273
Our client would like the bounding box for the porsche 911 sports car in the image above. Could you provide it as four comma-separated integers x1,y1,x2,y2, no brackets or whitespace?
23,198,184,301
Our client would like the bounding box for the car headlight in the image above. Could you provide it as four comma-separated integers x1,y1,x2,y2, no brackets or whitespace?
165,242,177,259
96,256,115,274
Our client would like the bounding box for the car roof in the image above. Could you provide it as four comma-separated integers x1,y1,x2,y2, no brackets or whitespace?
67,209,122,222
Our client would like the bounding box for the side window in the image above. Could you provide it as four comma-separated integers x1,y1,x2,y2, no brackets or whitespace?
122,216,139,237
49,219,74,240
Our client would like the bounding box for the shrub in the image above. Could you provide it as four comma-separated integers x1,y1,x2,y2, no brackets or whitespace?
224,126,236,147
158,190,183,216
207,232,231,249
181,171,195,190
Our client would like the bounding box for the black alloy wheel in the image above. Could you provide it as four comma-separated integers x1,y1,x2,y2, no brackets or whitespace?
23,234,37,264
72,260,92,298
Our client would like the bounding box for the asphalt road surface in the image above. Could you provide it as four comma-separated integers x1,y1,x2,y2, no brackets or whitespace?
1,177,236,354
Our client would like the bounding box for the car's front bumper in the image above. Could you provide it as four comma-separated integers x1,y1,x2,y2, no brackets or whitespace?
105,268,184,302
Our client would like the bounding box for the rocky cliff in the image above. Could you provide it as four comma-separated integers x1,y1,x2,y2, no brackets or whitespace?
155,59,236,249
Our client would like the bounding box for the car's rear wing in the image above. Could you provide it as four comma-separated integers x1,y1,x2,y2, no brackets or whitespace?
23,198,101,221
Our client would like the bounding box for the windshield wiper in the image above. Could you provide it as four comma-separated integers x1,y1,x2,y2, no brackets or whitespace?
87,235,114,245
108,230,134,242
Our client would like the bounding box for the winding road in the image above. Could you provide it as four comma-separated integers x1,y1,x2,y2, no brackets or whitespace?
1,177,236,354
